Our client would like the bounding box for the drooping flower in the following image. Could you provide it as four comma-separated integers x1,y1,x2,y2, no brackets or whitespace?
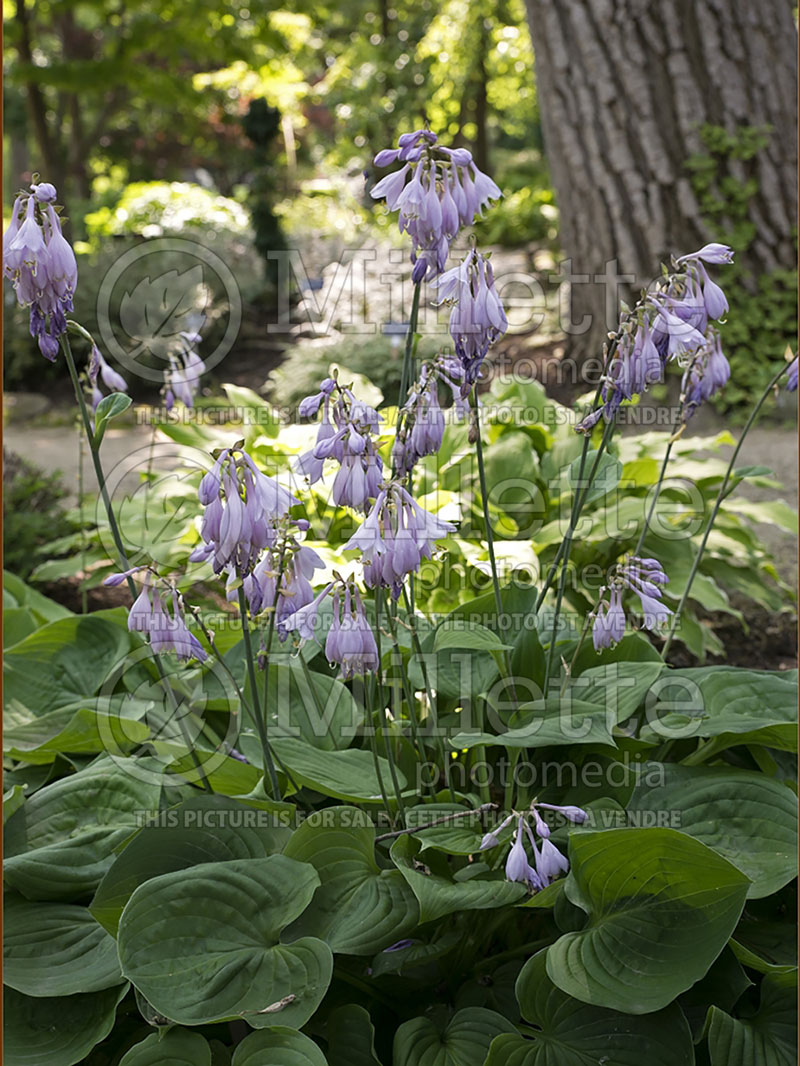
370,129,501,282
3,184,78,361
278,581,334,642
191,447,298,576
787,359,798,392
434,249,507,383
295,377,384,512
592,554,672,648
88,342,128,414
125,572,206,662
676,243,734,265
505,817,541,890
164,326,206,410
343,481,455,599
325,584,379,680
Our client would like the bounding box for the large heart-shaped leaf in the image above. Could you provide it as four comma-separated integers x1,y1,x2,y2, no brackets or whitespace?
394,1008,516,1066
120,1028,212,1066
272,738,407,803
450,698,615,750
545,828,750,1013
118,855,332,1028
231,1027,327,1066
704,969,797,1066
3,896,124,995
627,763,797,898
90,793,292,935
3,616,129,714
640,667,798,751
433,621,513,654
3,984,128,1066
327,1004,383,1066
484,949,694,1065
283,806,419,954
3,697,151,764
391,835,526,924
240,658,363,751
568,660,664,724
3,759,162,900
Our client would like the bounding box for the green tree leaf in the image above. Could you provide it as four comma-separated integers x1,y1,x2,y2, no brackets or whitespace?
282,806,419,954
118,855,332,1028
545,828,750,1013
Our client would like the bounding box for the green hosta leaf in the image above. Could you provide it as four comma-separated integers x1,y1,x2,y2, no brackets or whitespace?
568,450,622,505
704,969,797,1066
3,608,37,648
231,1027,327,1066
640,667,798,750
395,1008,516,1066
3,897,124,995
450,698,615,750
327,1005,383,1066
241,658,363,751
371,930,461,978
3,984,128,1066
485,949,694,1065
120,1028,213,1066
678,946,752,1039
4,616,129,715
3,571,73,624
405,803,487,855
272,737,407,803
91,793,293,935
569,661,664,725
282,806,418,954
94,391,132,445
118,855,332,1028
433,621,513,654
3,759,161,901
628,763,797,898
391,835,526,924
545,828,750,1013
3,697,152,764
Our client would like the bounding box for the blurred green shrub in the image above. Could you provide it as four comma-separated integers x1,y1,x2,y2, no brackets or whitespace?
3,450,77,580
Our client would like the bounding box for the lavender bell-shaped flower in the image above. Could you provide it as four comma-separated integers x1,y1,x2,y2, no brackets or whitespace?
435,249,507,383
126,574,206,662
3,183,78,361
505,817,541,890
325,585,379,680
592,587,626,650
787,360,798,392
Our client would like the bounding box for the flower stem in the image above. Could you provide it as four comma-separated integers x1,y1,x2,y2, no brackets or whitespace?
633,437,675,557
374,587,408,823
543,417,616,692
662,359,795,658
236,585,281,799
60,332,212,792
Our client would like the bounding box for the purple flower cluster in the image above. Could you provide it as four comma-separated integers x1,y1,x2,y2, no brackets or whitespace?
481,801,587,892
393,355,466,475
296,377,384,512
227,539,325,624
190,447,298,576
434,249,508,384
579,245,734,433
3,182,78,361
325,584,379,680
371,128,501,282
104,570,206,662
343,480,455,599
592,555,671,650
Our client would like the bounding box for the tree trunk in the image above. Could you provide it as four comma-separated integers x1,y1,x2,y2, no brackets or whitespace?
523,0,798,368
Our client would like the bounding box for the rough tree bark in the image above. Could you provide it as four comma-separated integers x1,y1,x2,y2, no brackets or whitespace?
523,0,798,368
